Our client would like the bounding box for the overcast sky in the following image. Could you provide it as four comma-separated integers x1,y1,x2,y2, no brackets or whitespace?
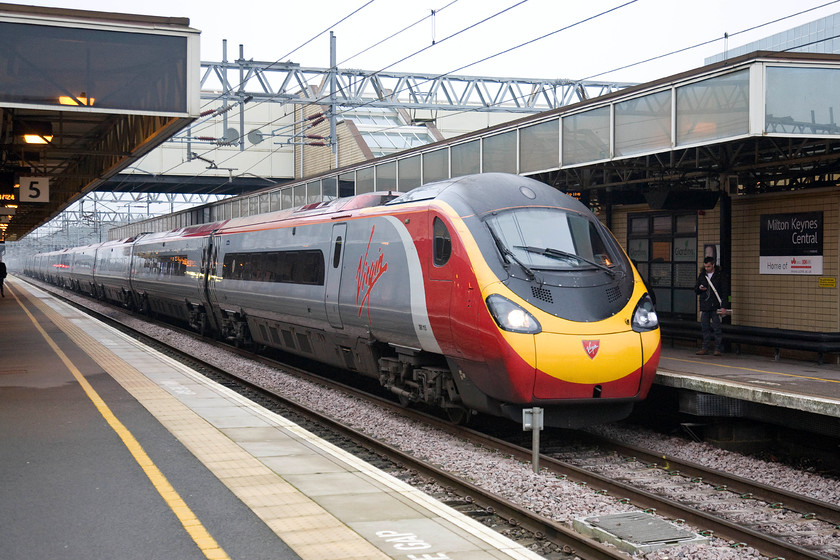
13,0,840,83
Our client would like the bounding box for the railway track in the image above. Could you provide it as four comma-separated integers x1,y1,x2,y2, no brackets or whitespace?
31,279,840,560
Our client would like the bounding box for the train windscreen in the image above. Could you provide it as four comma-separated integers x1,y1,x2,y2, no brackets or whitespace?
486,208,617,272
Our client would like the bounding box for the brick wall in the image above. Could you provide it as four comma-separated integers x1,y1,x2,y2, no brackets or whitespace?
731,189,839,332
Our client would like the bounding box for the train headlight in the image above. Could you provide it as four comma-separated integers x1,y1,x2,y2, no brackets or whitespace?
632,293,659,332
486,294,542,334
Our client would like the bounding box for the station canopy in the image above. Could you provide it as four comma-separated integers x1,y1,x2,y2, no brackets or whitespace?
0,3,200,241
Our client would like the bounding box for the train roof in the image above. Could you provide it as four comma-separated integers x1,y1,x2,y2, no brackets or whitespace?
388,173,591,218
212,191,402,235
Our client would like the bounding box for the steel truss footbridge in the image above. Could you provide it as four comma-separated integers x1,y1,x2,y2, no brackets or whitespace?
198,54,632,112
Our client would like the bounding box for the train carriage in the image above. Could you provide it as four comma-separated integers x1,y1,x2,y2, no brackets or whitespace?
65,244,98,296
129,224,217,329
92,237,137,307
27,173,660,428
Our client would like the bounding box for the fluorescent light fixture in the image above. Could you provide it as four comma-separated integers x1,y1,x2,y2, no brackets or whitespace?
18,121,53,144
59,94,95,106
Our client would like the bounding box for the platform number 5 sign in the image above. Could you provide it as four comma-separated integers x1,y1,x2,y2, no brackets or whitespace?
20,177,49,203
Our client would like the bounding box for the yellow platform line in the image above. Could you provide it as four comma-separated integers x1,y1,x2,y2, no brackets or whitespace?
10,284,230,560
661,355,840,384
12,280,391,560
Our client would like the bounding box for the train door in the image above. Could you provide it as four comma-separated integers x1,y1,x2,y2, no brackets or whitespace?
325,223,347,329
428,215,455,345
204,232,222,305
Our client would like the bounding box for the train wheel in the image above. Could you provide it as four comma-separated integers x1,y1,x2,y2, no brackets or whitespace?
445,407,469,425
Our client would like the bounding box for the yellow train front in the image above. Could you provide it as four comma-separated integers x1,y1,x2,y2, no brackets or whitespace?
424,174,660,428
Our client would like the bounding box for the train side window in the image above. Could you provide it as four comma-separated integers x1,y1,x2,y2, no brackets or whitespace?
222,250,325,285
333,236,343,268
433,217,452,266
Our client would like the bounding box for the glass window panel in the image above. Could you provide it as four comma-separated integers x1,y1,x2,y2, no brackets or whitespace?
652,215,671,234
398,155,421,190
676,70,749,146
563,107,610,165
231,199,240,218
423,148,449,183
483,130,516,173
270,191,281,211
520,120,559,173
306,181,321,203
281,187,293,209
367,132,390,148
766,67,840,135
248,196,258,216
410,133,431,147
322,177,337,199
656,293,672,313
630,216,649,234
356,167,375,193
675,213,697,233
674,263,697,288
628,239,649,261
652,241,671,262
451,140,480,177
673,237,697,262
387,132,411,149
259,193,269,214
650,262,672,287
0,22,189,112
615,91,671,157
673,289,696,314
293,184,306,206
376,162,397,190
339,172,355,197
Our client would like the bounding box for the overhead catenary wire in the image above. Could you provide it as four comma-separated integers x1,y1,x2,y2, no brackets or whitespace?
580,0,840,80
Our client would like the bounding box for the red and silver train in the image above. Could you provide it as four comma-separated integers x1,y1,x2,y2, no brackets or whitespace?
26,173,660,427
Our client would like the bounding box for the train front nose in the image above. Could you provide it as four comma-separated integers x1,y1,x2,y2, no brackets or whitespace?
532,330,646,399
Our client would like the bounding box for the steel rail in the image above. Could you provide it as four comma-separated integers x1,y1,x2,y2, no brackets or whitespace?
591,436,840,526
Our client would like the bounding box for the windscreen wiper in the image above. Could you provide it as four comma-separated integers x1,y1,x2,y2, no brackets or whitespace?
514,245,616,276
486,224,538,281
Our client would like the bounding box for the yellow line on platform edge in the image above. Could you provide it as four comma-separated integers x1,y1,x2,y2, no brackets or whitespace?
661,355,840,384
11,285,231,560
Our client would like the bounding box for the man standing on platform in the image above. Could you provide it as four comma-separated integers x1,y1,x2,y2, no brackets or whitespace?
694,256,727,356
